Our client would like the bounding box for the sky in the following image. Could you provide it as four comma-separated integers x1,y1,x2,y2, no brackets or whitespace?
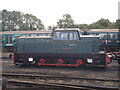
0,0,120,27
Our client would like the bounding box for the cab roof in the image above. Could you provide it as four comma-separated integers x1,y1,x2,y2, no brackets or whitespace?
54,28,80,31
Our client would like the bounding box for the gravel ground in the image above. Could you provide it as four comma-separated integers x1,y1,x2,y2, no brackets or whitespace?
1,52,120,89
2,58,119,80
0,53,120,85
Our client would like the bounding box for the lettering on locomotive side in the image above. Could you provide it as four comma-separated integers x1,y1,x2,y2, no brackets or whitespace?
54,48,74,50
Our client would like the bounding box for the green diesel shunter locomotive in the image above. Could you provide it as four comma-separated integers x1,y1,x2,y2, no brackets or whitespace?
13,28,111,67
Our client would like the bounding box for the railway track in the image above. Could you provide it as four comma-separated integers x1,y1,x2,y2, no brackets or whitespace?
2,73,119,90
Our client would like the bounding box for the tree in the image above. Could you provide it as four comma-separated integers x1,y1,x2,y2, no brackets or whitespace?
77,24,89,29
2,9,44,31
47,25,57,30
57,14,76,28
90,18,112,29
76,18,118,29
115,19,120,29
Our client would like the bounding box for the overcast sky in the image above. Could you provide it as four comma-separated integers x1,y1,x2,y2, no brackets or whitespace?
0,0,120,27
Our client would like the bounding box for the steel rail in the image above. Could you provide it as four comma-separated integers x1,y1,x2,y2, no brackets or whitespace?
2,73,120,82
7,79,118,90
2,73,119,90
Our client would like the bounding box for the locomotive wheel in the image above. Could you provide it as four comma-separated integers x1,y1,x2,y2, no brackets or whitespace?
75,59,85,68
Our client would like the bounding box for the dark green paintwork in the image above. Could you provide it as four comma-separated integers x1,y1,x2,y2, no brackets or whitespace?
16,35,100,53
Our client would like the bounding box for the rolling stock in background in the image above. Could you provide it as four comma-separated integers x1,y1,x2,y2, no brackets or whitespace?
0,31,51,51
82,29,119,52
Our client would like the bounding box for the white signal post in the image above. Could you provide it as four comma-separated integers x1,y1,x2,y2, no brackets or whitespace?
118,1,120,20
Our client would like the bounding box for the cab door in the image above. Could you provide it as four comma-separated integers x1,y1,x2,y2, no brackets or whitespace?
67,31,80,53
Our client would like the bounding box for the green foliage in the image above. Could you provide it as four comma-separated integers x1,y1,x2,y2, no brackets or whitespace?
56,14,118,29
1,10,118,31
47,25,57,31
77,18,117,29
77,24,90,29
90,18,112,29
57,14,76,28
115,19,120,29
2,9,44,31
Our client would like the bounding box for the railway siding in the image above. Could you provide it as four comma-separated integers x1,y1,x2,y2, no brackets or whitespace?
2,73,119,89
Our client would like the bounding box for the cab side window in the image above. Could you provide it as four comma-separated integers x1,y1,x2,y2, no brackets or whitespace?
69,31,79,40
60,32,68,40
53,31,68,40
53,31,79,40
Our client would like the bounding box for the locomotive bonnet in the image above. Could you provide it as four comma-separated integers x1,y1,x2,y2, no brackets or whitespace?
16,28,100,53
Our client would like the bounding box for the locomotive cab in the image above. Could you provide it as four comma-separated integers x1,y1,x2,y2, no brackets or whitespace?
52,29,80,41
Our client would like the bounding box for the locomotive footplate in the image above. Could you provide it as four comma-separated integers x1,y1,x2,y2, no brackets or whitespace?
14,52,110,67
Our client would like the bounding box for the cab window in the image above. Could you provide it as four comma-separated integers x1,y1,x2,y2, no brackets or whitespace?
69,31,79,40
53,31,68,40
53,31,79,40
